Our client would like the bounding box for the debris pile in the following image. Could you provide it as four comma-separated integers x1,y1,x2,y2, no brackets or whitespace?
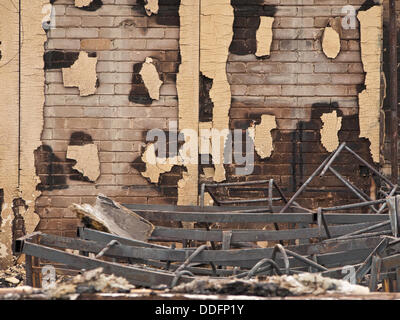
0,261,25,288
171,273,370,297
44,267,135,299
10,143,400,297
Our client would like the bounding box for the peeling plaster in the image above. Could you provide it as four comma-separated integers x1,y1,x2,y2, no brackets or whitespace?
320,111,342,153
200,0,234,182
255,16,274,58
0,243,7,259
357,5,383,162
144,0,159,16
0,0,45,267
322,27,340,59
75,0,93,7
199,121,212,155
140,143,180,183
249,115,276,159
62,51,97,96
176,0,200,205
139,57,162,100
66,144,101,182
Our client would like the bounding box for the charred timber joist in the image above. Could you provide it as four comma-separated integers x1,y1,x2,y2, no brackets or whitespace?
149,221,391,243
15,229,400,288
199,179,288,208
74,229,386,270
15,232,195,288
125,206,390,225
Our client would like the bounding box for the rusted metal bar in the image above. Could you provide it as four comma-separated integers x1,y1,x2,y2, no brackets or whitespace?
95,240,120,259
283,248,328,272
321,199,387,212
376,185,398,214
18,239,196,288
355,238,390,283
344,146,395,188
151,221,384,243
328,167,378,213
369,255,382,292
244,258,282,279
320,142,346,177
335,220,391,240
175,245,208,274
389,0,398,184
25,255,33,287
318,208,331,239
271,244,290,274
279,153,334,213
200,183,206,208
217,197,282,205
134,210,389,224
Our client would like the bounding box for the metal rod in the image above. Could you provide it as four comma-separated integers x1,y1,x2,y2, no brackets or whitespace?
344,146,395,188
175,245,208,274
284,248,328,272
389,0,398,184
321,199,387,212
325,230,392,242
329,167,378,213
320,142,346,177
271,244,290,274
279,153,334,213
335,220,391,239
245,258,282,279
376,185,398,214
95,240,119,259
200,183,206,208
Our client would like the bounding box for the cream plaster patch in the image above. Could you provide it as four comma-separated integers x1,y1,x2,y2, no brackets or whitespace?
67,144,101,182
140,57,162,100
320,111,342,152
256,16,274,57
357,5,383,162
62,51,98,96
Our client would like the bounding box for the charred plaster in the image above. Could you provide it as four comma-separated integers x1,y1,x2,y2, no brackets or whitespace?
129,62,155,105
44,51,96,70
34,145,69,191
140,57,163,100
357,3,383,162
11,198,27,254
199,73,214,123
34,132,96,190
229,0,276,56
62,51,98,96
66,144,100,182
134,0,181,27
68,132,97,183
131,155,186,201
50,0,103,10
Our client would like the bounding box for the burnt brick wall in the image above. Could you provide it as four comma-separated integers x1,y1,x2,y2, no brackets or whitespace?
37,0,388,236
38,0,180,237
226,0,380,210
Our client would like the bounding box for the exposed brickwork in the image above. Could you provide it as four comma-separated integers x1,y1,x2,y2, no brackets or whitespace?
38,0,390,236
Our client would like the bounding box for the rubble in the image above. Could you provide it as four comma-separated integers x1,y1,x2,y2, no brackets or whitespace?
9,144,400,298
0,260,25,288
171,273,370,297
44,267,135,299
